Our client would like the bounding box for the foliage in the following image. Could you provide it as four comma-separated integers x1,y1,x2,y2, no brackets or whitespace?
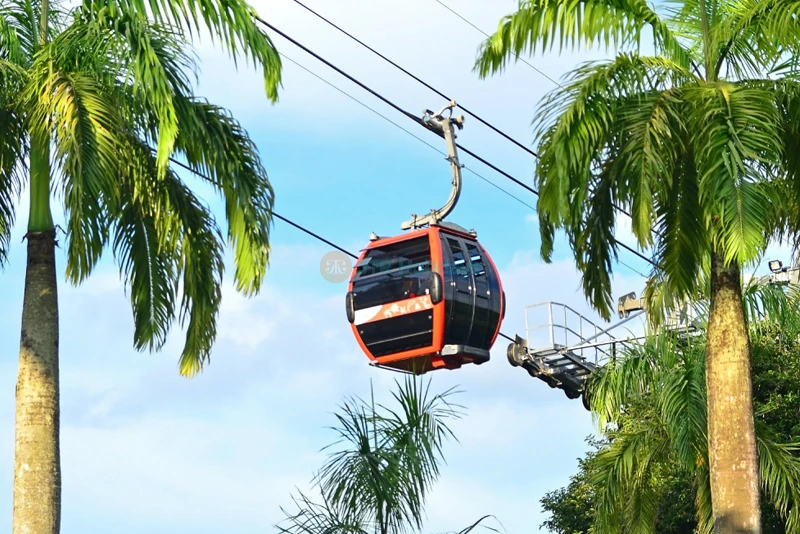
0,0,281,374
277,376,500,534
475,0,800,325
540,285,800,533
477,3,800,530
540,438,602,534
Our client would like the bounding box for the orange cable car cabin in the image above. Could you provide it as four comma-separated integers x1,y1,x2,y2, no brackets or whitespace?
345,223,505,374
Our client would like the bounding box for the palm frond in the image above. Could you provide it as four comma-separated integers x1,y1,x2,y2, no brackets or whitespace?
276,490,371,534
715,1,800,79
533,54,694,194
111,182,178,355
171,96,273,295
81,0,281,101
452,515,503,534
0,60,26,266
644,123,710,307
769,78,800,245
474,0,695,77
314,376,462,533
379,377,463,527
0,10,25,64
23,52,126,281
315,392,411,531
531,54,694,318
687,83,780,267
591,419,671,533
570,169,619,320
742,277,800,336
756,422,800,532
613,88,682,249
160,173,225,376
52,11,273,295
64,5,199,177
656,343,707,471
108,136,225,376
587,337,662,425
0,0,66,62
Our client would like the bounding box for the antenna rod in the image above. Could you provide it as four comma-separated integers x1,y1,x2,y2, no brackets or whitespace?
401,101,465,230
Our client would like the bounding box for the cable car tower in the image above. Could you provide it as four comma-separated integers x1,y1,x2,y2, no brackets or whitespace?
507,253,800,410
346,102,505,375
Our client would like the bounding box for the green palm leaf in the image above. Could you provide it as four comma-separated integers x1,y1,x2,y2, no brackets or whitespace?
24,68,125,281
277,491,372,534
171,95,273,294
530,54,697,317
686,83,780,266
81,0,281,99
309,377,462,534
0,60,25,265
113,135,225,375
1,0,66,62
474,0,694,77
111,183,178,354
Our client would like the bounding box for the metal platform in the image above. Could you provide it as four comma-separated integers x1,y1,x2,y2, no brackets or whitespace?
507,254,799,408
506,302,655,406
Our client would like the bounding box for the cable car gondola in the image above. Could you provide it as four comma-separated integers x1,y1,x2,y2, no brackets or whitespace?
345,102,505,374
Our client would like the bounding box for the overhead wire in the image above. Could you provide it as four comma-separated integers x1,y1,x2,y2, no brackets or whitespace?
280,52,538,212
427,0,664,235
166,156,358,259
166,155,519,343
286,0,539,159
430,0,564,88
254,16,655,273
280,52,648,278
283,0,643,226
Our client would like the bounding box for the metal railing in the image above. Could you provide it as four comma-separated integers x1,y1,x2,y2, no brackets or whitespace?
524,302,647,366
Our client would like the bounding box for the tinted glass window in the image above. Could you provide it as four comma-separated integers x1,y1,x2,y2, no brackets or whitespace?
352,237,433,309
354,237,430,279
445,237,470,279
466,243,486,278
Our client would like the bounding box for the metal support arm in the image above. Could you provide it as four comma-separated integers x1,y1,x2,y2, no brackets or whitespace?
401,101,465,231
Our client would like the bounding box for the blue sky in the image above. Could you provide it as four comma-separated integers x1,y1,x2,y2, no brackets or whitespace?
0,1,794,533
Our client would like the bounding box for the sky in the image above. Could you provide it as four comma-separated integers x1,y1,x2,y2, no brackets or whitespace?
0,1,795,533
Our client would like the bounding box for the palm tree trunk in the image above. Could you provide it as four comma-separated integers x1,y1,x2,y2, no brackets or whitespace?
706,251,760,534
14,133,60,534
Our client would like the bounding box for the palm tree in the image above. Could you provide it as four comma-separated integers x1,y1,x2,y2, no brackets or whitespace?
474,2,800,531
1,0,281,531
584,283,800,533
277,376,498,534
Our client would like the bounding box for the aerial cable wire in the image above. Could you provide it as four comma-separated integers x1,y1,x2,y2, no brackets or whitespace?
429,0,564,87
281,52,648,279
167,155,518,343
280,53,538,213
426,1,665,245
283,0,645,227
254,16,656,270
286,0,540,159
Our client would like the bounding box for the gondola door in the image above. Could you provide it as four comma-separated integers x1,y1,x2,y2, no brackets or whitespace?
464,241,491,348
441,234,475,346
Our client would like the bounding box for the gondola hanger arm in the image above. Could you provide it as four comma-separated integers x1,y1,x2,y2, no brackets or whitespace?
401,101,465,231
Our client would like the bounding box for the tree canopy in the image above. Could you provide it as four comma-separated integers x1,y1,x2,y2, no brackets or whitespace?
540,284,800,533
276,377,499,534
